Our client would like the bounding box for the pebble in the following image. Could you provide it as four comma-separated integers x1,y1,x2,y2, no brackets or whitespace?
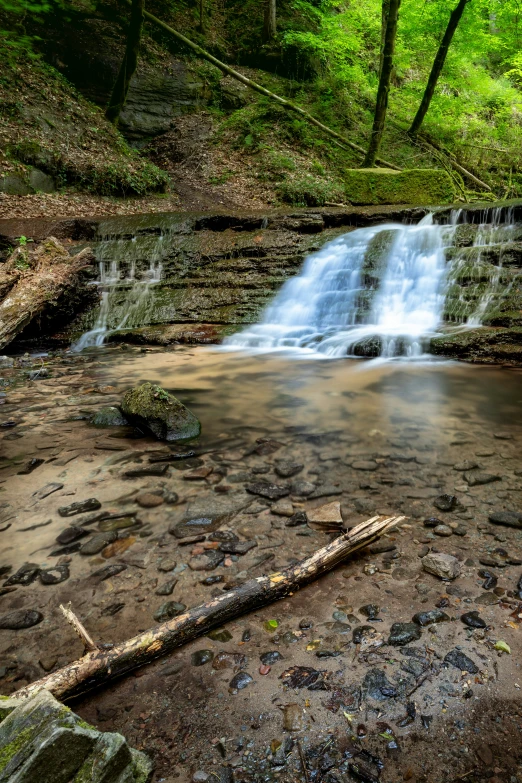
212,652,247,670
488,511,522,529
189,551,225,571
259,664,271,675
191,649,214,666
40,564,70,585
229,672,253,691
0,609,43,629
136,493,164,508
219,541,257,555
153,601,187,622
351,460,378,471
156,579,178,595
433,495,458,512
58,498,102,517
245,482,290,500
124,464,169,478
271,500,294,517
474,592,498,606
464,471,501,486
275,461,303,478
444,649,479,674
453,461,479,471
360,604,380,620
4,564,40,586
306,501,343,529
282,703,303,731
388,622,422,645
433,524,453,537
290,480,316,496
260,651,284,665
422,552,461,580
207,628,233,642
461,611,486,629
424,517,443,528
412,609,449,626
158,558,177,573
91,564,127,580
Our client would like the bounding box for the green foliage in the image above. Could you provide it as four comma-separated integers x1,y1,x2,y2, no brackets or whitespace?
277,173,345,206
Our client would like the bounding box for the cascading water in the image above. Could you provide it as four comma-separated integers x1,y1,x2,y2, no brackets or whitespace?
72,234,164,351
226,214,456,358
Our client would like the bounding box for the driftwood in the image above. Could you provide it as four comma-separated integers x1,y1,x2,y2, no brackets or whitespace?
13,514,402,702
126,1,401,171
0,238,93,350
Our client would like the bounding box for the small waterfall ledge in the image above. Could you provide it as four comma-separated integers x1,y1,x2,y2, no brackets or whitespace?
4,202,521,363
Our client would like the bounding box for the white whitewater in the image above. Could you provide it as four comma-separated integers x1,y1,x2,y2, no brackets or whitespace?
72,236,163,351
226,214,454,358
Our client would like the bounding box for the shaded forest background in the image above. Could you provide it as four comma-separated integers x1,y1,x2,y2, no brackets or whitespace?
1,0,521,205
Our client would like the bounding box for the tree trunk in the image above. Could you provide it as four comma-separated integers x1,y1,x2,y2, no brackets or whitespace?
379,0,390,77
363,0,401,167
263,0,277,42
121,1,400,170
409,0,471,137
198,0,204,33
13,515,401,703
106,0,145,125
0,239,93,351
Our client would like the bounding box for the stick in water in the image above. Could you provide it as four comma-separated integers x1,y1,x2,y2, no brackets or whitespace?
14,515,402,702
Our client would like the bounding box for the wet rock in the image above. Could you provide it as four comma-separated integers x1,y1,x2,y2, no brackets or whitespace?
360,604,380,620
136,493,164,508
92,406,128,427
4,564,40,586
351,460,378,471
260,651,284,665
424,517,443,528
56,526,89,545
200,575,224,585
17,458,45,475
307,501,343,531
478,569,497,590
290,480,316,496
207,628,233,642
193,772,210,782
461,611,486,629
353,625,376,644
158,558,177,572
189,550,225,571
433,495,458,512
156,578,178,595
285,511,308,527
275,461,304,478
464,471,501,486
184,466,213,480
153,601,187,622
219,540,257,555
99,516,138,532
453,460,479,471
208,530,238,543
488,511,522,529
369,542,396,554
0,609,43,629
32,483,64,501
170,497,250,538
433,524,453,537
422,552,461,580
474,592,498,606
412,609,449,626
246,482,290,500
388,622,422,645
282,703,303,731
80,531,118,555
308,485,342,499
212,652,247,670
280,666,325,689
191,649,214,666
121,382,201,441
40,564,70,585
362,668,397,700
124,464,169,478
271,500,294,517
229,671,253,691
58,498,101,517
91,564,127,580
444,648,479,673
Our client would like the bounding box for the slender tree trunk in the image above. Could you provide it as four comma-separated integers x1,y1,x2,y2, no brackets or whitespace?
363,0,401,167
379,0,390,77
106,0,145,125
198,0,204,33
263,0,277,42
409,0,471,137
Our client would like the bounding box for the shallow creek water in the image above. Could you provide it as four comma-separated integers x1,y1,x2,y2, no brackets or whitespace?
1,346,522,782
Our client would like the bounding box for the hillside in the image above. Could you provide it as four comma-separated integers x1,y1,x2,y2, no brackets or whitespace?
0,0,520,215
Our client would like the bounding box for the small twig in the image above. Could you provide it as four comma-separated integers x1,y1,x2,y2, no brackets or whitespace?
60,603,100,652
297,739,310,783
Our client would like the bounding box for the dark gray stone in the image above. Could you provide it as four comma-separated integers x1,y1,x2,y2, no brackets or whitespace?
58,499,101,517
444,649,479,673
388,622,422,646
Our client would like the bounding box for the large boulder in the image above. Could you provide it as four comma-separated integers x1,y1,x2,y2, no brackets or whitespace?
121,382,201,442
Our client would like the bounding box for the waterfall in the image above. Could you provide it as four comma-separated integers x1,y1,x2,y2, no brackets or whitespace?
72,235,164,351
226,215,455,358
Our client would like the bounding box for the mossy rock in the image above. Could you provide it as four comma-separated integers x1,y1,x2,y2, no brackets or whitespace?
344,168,455,206
431,327,522,365
91,406,129,427
121,382,201,442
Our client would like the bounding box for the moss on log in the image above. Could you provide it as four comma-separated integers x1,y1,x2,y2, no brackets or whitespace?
344,168,455,205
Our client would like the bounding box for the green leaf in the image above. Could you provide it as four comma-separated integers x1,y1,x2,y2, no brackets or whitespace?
494,640,511,654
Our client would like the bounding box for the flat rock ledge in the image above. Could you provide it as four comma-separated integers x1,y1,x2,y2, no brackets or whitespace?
0,689,153,783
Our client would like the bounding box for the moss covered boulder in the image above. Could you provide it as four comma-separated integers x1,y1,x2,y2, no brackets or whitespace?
121,382,201,441
344,168,455,206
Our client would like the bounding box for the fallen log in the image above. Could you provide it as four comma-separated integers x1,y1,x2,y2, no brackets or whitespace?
0,238,93,350
125,1,401,171
13,514,402,702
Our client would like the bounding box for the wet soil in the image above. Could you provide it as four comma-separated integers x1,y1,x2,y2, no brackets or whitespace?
1,346,522,783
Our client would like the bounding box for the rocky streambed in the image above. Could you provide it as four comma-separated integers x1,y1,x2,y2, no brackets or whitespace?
0,345,522,782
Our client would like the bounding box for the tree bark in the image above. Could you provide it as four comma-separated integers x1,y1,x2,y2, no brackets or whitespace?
106,0,145,125
13,515,401,703
379,0,390,77
263,0,277,42
409,0,472,137
124,1,400,170
0,239,93,351
363,0,401,167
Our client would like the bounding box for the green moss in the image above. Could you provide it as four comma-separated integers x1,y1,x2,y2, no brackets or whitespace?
344,168,456,206
0,725,33,772
131,748,154,783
